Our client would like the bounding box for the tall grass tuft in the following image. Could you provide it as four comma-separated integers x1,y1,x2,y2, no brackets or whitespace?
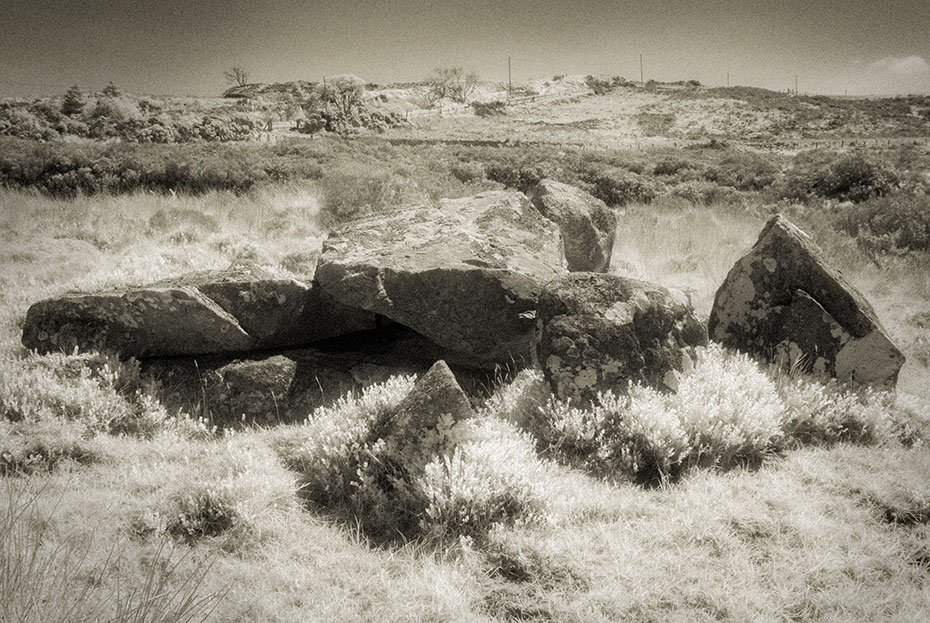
0,478,224,623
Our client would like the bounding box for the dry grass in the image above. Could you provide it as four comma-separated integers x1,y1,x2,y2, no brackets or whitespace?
1,147,929,621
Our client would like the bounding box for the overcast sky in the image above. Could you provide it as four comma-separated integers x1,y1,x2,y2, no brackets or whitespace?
3,0,929,98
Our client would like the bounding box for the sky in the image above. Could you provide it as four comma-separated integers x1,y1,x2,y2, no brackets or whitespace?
2,0,929,98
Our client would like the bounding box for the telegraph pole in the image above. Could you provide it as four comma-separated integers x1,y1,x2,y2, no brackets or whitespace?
727,71,730,87
508,56,512,94
795,74,798,95
640,54,644,84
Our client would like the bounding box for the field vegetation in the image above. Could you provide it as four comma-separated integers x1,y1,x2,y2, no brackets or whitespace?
1,77,930,621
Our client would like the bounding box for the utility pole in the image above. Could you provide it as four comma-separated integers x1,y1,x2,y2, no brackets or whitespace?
640,54,644,84
727,71,730,87
795,74,798,95
508,56,512,94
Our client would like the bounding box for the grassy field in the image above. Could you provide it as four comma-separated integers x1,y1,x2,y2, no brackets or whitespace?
2,89,930,620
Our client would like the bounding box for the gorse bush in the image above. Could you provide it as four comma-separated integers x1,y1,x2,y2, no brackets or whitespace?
703,152,779,191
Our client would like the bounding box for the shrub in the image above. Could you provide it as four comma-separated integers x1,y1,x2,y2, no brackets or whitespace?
471,100,507,117
525,345,787,483
1,352,169,439
318,164,423,224
653,157,696,176
704,152,779,191
780,151,899,202
578,167,657,206
271,374,549,541
832,194,930,253
419,418,551,540
484,162,549,193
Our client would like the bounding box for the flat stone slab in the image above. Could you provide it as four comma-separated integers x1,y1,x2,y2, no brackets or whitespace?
315,190,567,367
22,261,375,359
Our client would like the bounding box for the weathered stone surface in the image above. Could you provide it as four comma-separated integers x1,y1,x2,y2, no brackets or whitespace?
315,190,566,367
201,355,298,426
380,360,474,470
155,262,375,349
22,287,255,357
535,273,708,404
528,179,617,272
708,215,904,386
22,261,375,358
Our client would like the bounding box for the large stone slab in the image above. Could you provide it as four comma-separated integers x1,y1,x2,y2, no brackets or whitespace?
315,190,567,367
22,287,255,358
22,261,375,358
528,179,617,272
535,273,708,404
708,215,904,386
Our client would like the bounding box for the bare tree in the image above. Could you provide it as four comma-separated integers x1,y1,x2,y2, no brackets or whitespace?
223,66,250,87
427,67,479,104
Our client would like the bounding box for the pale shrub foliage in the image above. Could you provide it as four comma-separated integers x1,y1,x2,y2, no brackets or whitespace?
0,352,170,438
778,374,896,446
272,374,550,540
524,343,913,482
420,418,551,540
272,374,417,508
674,345,786,464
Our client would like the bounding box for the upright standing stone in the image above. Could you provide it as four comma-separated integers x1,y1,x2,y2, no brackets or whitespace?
528,179,617,272
708,215,904,386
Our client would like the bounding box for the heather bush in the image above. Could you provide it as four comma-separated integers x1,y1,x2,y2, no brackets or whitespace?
419,418,551,540
0,352,170,439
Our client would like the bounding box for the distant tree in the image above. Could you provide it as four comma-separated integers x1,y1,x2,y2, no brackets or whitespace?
224,66,250,87
102,81,121,97
427,67,479,103
321,74,365,121
61,85,85,116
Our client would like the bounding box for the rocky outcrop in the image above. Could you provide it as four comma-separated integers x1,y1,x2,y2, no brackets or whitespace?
315,190,566,368
528,179,617,272
22,262,375,358
535,273,707,404
708,215,904,386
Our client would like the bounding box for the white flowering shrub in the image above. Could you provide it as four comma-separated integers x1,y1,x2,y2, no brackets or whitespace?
527,343,916,483
272,374,550,540
674,344,786,466
778,374,896,446
419,418,551,540
272,374,417,510
0,352,170,439
532,345,786,482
